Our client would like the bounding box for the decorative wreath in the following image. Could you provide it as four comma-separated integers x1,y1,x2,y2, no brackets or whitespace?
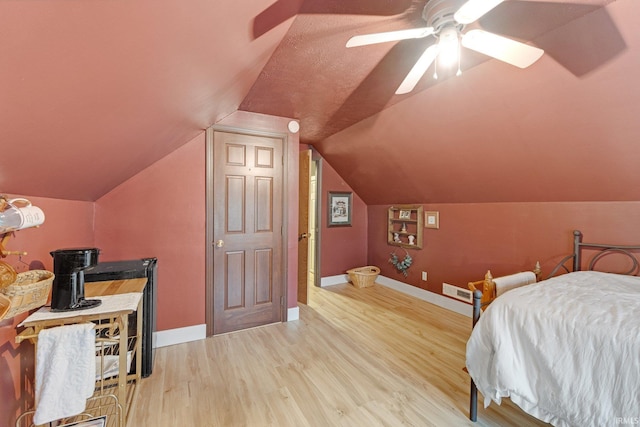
389,250,412,277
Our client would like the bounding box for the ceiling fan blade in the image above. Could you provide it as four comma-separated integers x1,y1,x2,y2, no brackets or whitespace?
396,44,439,95
461,29,544,68
454,0,504,25
346,27,434,48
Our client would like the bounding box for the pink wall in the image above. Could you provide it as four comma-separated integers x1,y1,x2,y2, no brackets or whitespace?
0,196,95,272
95,133,206,331
320,160,368,276
0,195,94,427
368,202,640,295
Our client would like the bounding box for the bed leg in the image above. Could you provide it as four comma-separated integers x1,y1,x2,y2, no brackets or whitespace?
470,379,478,421
469,289,483,422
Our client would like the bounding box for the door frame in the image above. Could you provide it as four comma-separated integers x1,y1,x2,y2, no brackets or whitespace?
297,149,311,304
205,124,290,336
296,149,322,302
311,151,322,289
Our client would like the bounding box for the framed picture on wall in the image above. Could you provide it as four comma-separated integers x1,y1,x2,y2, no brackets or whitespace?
425,211,440,229
398,209,412,220
328,192,352,227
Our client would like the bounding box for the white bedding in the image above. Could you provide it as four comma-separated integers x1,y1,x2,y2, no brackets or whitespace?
466,271,640,427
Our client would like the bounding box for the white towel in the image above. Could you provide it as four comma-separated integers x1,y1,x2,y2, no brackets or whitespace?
34,323,96,425
494,271,537,297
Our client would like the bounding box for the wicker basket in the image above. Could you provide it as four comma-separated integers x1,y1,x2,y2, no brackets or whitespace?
347,266,380,288
0,270,54,319
0,293,10,320
0,261,17,288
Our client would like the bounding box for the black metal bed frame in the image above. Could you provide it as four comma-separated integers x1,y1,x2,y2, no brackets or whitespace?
468,229,640,422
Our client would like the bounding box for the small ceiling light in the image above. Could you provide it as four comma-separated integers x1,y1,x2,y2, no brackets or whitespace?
287,120,300,133
437,27,460,68
432,26,462,80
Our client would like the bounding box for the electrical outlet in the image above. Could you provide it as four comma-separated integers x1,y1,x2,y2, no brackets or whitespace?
421,271,428,281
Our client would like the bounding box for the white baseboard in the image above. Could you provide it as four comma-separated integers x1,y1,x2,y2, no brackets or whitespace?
154,308,300,347
287,306,299,321
154,324,207,348
376,275,472,317
320,274,349,287
321,274,472,318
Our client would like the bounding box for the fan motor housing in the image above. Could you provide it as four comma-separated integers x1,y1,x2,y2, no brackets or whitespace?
422,0,466,33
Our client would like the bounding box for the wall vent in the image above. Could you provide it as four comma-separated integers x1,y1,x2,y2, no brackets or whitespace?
442,282,472,303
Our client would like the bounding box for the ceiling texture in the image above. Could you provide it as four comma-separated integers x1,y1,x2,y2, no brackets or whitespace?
1,0,638,204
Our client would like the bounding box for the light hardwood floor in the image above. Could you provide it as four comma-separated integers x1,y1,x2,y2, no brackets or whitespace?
129,283,548,426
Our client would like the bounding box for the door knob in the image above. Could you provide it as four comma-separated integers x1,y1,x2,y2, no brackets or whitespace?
215,240,224,248
298,233,308,241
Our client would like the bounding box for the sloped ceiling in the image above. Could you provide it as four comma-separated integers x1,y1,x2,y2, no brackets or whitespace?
1,0,639,205
317,0,640,203
0,0,293,201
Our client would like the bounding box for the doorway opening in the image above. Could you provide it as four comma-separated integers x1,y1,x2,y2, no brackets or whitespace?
298,149,321,305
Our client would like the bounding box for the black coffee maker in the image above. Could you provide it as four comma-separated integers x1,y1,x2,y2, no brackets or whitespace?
50,248,102,312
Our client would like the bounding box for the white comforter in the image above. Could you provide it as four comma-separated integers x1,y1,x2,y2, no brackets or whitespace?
466,271,640,427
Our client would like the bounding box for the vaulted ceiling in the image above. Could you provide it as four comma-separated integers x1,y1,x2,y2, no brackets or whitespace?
1,0,638,204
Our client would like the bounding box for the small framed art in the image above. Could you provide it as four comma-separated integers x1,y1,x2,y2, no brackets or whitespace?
398,209,412,220
328,192,352,227
425,211,439,229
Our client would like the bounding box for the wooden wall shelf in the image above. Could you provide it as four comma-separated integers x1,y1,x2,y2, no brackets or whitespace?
388,205,423,249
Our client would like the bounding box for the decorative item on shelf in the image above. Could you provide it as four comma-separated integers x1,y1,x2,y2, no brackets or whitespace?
398,210,411,220
389,249,413,277
393,232,401,243
401,222,407,233
408,235,415,245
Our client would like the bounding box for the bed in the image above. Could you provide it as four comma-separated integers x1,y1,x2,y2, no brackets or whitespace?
466,230,640,426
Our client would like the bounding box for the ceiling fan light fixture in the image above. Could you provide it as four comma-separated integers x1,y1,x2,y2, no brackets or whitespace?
437,26,459,68
352,0,543,95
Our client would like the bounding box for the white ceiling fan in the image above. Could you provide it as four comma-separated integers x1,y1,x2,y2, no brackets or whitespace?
346,0,544,94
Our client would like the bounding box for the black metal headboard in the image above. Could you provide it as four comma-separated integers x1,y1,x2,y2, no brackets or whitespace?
547,230,640,278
